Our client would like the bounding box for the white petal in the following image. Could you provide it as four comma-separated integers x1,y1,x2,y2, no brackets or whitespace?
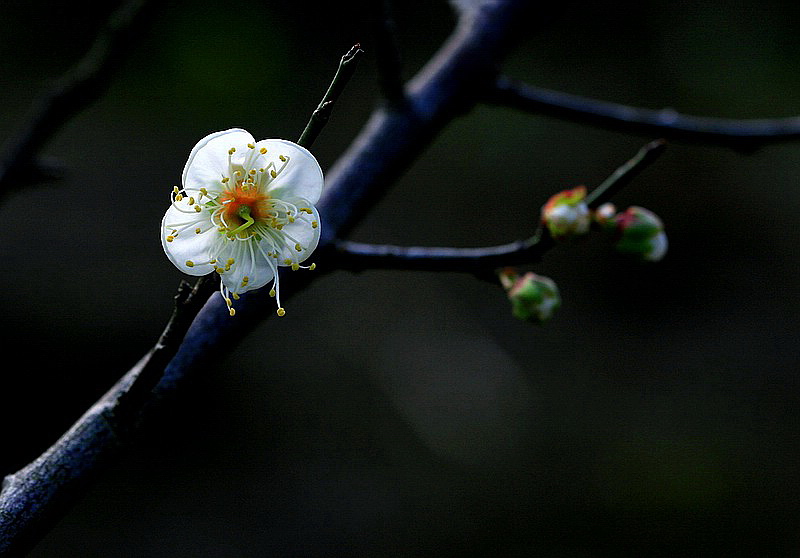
182,129,255,191
261,139,324,204
276,207,320,263
161,205,217,275
218,238,275,294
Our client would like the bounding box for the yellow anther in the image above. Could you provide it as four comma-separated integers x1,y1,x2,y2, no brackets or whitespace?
200,187,208,195
249,169,256,175
229,307,236,316
166,235,174,242
247,143,255,149
277,308,286,317
309,263,316,271
188,197,195,205
312,221,318,229
221,177,230,184
227,258,235,265
291,263,300,271
175,193,183,201
232,293,240,300
269,288,276,297
224,297,232,306
215,267,224,274
194,205,201,212
259,147,267,154
289,217,295,223
284,258,292,265
270,170,277,178
295,243,302,252
228,147,236,154
209,259,217,264
300,207,313,214
279,155,286,162
186,260,194,267
195,228,201,234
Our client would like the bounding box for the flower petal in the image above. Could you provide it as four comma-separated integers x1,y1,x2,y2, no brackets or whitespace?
217,238,276,294
182,128,255,191
276,205,320,263
260,139,324,204
161,204,217,275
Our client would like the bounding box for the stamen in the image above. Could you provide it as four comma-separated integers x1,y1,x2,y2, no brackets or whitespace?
259,147,267,154
277,308,286,317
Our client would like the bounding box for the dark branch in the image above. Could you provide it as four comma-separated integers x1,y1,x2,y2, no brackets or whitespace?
332,139,666,272
0,0,158,200
0,275,215,558
0,1,541,553
297,44,365,149
486,75,800,148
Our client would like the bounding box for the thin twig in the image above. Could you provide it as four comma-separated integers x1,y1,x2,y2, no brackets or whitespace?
333,139,667,272
487,75,800,148
0,0,158,200
297,44,365,149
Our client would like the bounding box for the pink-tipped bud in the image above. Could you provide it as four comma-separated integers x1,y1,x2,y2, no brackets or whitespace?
499,269,561,323
541,186,591,239
614,206,668,262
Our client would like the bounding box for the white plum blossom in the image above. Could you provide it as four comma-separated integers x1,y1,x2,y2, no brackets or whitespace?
161,128,323,316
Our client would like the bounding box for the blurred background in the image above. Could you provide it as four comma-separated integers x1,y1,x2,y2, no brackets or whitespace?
1,0,799,556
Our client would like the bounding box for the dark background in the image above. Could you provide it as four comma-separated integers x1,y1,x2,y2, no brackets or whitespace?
1,1,799,556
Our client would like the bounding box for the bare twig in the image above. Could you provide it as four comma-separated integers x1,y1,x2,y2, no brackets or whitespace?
297,44,365,149
0,0,158,200
486,75,800,148
332,139,667,272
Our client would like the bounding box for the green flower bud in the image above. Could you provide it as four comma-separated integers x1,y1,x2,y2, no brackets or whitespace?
499,270,561,323
614,206,668,262
541,186,591,239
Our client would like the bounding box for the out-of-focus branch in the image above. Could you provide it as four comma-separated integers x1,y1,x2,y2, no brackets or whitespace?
332,139,666,272
0,0,158,201
486,75,800,148
371,0,406,106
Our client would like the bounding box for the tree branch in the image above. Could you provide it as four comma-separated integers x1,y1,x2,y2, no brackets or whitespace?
0,2,534,553
0,276,215,557
486,75,800,148
332,138,666,273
